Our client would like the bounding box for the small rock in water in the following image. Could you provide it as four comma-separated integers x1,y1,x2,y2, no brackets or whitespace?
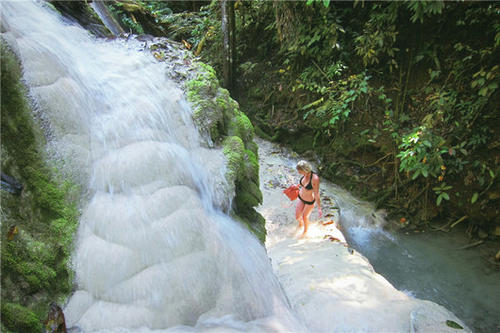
44,302,66,333
324,234,341,242
446,320,464,329
136,34,154,42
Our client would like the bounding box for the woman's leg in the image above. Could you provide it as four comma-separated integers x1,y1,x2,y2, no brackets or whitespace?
295,200,305,227
300,203,315,236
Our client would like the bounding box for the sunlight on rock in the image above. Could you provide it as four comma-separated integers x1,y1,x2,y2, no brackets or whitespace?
257,138,471,333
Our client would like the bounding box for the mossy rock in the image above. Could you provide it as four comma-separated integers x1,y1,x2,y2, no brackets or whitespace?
187,63,227,144
222,138,259,193
233,208,267,244
235,181,262,211
1,303,42,333
243,149,259,183
181,59,266,241
48,1,111,37
228,109,254,145
222,136,245,180
1,43,79,331
222,136,264,237
187,63,256,148
186,62,219,100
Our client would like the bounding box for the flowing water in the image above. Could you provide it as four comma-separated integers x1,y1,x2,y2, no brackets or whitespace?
344,223,500,333
3,1,498,333
1,1,302,331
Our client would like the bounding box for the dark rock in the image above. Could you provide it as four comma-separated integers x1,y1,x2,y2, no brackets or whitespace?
43,302,67,333
1,172,23,195
136,34,155,42
49,0,112,38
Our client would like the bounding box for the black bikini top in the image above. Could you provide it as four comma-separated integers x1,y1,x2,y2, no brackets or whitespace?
300,171,314,190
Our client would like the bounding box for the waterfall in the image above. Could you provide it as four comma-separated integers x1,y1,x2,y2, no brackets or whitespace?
1,1,300,331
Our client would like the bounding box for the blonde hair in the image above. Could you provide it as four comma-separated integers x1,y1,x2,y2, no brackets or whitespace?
296,160,312,173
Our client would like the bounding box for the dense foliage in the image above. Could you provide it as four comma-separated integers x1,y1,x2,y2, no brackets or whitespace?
107,1,499,236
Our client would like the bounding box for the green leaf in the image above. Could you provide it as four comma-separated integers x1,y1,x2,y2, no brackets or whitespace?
422,169,428,177
471,192,479,204
446,320,463,329
437,195,443,206
442,192,450,200
301,97,324,110
478,87,488,96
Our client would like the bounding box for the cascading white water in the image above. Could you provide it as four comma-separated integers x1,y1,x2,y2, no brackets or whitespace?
1,1,301,332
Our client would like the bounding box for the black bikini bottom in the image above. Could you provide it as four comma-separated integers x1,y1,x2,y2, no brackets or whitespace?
298,194,315,205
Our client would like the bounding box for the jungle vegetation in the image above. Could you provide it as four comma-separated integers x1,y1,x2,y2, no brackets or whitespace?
60,0,500,236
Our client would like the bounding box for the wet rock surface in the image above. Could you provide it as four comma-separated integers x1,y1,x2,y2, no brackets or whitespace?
256,137,471,333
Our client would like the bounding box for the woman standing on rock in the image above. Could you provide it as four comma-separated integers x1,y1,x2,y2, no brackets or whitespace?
295,160,322,237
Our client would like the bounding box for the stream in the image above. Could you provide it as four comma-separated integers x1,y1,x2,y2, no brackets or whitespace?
349,226,500,333
256,137,500,333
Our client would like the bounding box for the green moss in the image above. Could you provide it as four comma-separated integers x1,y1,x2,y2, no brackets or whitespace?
198,62,217,77
246,139,259,156
235,181,262,209
184,59,266,241
222,136,245,179
228,110,254,145
2,233,58,293
222,136,264,239
233,208,267,244
50,217,79,256
187,64,230,143
217,87,238,111
186,78,215,101
243,149,259,184
216,96,229,110
1,43,79,331
186,62,219,100
1,303,42,333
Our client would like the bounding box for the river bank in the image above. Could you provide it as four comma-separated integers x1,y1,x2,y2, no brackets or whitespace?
255,137,470,332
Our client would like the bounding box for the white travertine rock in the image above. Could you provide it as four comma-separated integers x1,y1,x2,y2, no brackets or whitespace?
257,137,470,333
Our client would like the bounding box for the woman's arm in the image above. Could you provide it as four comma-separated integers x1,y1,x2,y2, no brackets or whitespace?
313,175,322,217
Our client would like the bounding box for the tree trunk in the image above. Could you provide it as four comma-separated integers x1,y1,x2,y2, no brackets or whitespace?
91,0,125,36
229,0,235,94
221,0,235,94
